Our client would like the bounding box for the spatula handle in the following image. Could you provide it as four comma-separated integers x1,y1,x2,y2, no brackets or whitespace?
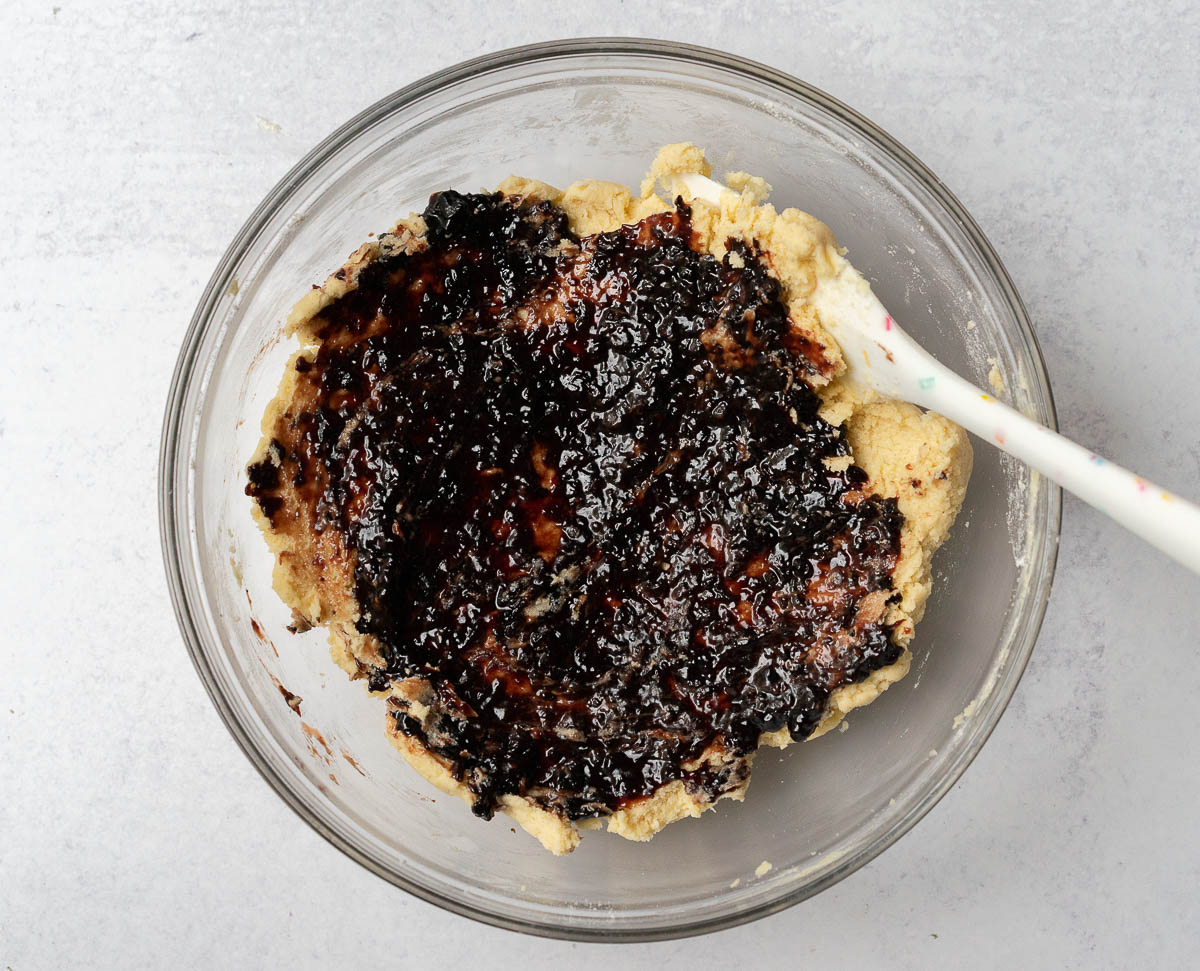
908,346,1200,574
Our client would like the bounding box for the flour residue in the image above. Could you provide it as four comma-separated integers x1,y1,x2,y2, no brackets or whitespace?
952,645,1011,730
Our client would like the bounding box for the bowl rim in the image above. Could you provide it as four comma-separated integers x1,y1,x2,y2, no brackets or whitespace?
159,36,1062,942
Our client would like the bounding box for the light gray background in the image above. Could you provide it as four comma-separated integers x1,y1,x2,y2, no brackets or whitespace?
3,1,1199,966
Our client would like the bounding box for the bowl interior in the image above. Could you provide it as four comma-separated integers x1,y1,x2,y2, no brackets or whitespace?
166,43,1057,939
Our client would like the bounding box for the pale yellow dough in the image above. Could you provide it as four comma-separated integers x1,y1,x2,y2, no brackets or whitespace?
250,144,971,855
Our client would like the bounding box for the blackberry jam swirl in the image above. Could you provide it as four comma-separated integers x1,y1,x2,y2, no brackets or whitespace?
248,191,903,821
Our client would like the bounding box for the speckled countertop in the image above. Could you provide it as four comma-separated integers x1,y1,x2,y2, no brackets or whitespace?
3,1,1199,966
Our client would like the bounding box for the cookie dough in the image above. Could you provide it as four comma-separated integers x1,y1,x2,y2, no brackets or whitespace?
246,145,970,854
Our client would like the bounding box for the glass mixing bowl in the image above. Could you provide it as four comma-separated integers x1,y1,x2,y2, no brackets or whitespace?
160,38,1060,940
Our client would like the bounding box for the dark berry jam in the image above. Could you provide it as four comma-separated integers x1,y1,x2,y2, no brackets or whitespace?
248,191,903,821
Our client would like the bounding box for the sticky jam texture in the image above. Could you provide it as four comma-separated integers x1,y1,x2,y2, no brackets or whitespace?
248,192,903,821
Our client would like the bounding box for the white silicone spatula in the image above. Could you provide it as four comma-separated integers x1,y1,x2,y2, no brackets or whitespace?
680,173,1200,574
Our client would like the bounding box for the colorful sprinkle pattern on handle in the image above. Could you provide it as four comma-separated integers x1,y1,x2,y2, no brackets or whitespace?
870,305,1200,574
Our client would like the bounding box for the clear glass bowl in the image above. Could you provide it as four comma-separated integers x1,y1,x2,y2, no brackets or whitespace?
160,39,1060,940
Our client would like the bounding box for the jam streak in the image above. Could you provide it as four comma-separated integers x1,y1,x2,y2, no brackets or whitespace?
248,191,903,820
